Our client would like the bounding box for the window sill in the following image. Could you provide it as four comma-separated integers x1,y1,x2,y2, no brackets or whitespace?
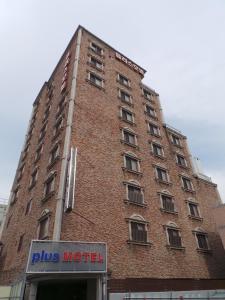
155,178,172,186
51,128,64,142
88,47,105,58
127,240,152,246
28,182,36,191
176,163,189,170
160,208,178,215
120,140,139,149
86,79,105,91
171,143,183,149
182,187,195,193
120,117,136,126
145,112,158,121
47,156,60,171
122,167,143,176
166,245,185,251
116,79,131,90
188,215,203,221
142,95,155,103
151,152,165,160
87,62,104,73
197,248,212,254
118,97,133,107
124,199,147,208
41,191,55,203
148,132,161,138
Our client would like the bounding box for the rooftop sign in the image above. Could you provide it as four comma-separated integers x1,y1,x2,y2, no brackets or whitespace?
115,52,145,76
26,240,107,274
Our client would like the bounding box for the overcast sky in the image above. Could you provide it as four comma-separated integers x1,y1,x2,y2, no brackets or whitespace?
0,0,225,202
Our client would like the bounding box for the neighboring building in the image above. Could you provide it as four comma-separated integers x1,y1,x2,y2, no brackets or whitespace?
1,26,225,300
213,204,225,250
0,202,7,229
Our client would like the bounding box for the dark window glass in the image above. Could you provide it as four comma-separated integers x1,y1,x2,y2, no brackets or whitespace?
152,143,163,157
131,222,147,243
156,168,168,182
128,185,143,204
122,109,133,122
162,195,174,212
167,228,182,247
124,131,135,145
125,156,138,172
177,155,186,167
196,233,209,250
189,203,199,217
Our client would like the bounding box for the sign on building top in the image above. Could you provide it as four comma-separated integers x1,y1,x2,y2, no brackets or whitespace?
115,52,145,76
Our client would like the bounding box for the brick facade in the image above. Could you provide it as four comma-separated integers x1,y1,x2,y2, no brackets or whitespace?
0,26,225,291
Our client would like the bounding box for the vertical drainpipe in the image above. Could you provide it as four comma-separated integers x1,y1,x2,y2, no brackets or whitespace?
53,27,82,240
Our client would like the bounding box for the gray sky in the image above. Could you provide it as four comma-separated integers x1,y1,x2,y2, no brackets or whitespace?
0,0,225,202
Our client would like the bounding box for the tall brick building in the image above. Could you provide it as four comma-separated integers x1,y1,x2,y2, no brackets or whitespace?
1,26,225,299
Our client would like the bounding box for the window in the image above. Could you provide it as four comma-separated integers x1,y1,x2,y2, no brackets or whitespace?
131,222,147,243
146,105,156,118
119,90,131,104
161,194,175,212
49,144,60,165
90,42,103,55
128,215,149,244
121,108,134,123
118,74,130,87
29,168,38,189
127,185,143,205
44,173,56,198
176,154,187,167
39,123,47,142
152,143,164,157
171,134,181,146
125,155,139,172
143,88,152,100
89,56,103,70
25,199,32,216
54,117,63,137
156,167,169,183
17,234,24,252
123,130,136,146
182,177,194,191
188,202,200,218
43,105,50,122
88,72,104,88
149,123,160,136
196,232,209,250
6,215,12,228
35,144,43,162
17,163,25,182
11,186,20,204
38,213,50,240
167,228,182,248
56,96,66,118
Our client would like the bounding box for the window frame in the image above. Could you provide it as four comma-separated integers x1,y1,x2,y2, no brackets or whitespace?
117,73,130,88
124,154,140,173
119,89,132,104
176,153,188,168
124,181,145,206
193,229,210,252
160,193,176,214
43,171,56,201
146,104,157,118
38,212,51,240
29,167,38,190
121,107,134,124
90,42,103,56
171,134,182,147
181,176,194,192
151,142,164,158
89,56,103,70
142,88,152,101
187,200,202,220
88,72,104,88
155,167,170,184
122,128,137,147
127,215,150,245
149,123,160,137
165,223,184,249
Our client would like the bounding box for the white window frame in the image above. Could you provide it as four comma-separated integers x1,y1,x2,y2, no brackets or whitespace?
38,211,51,240
149,123,160,136
155,167,170,183
89,56,103,70
165,222,183,248
125,181,144,205
124,153,140,173
121,107,134,124
171,134,181,147
151,142,164,157
117,73,130,87
181,176,194,192
187,200,201,218
142,88,152,101
122,128,137,146
128,215,149,244
176,153,187,167
88,72,104,88
193,228,210,251
146,104,156,118
119,89,132,104
160,193,176,213
90,41,103,56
